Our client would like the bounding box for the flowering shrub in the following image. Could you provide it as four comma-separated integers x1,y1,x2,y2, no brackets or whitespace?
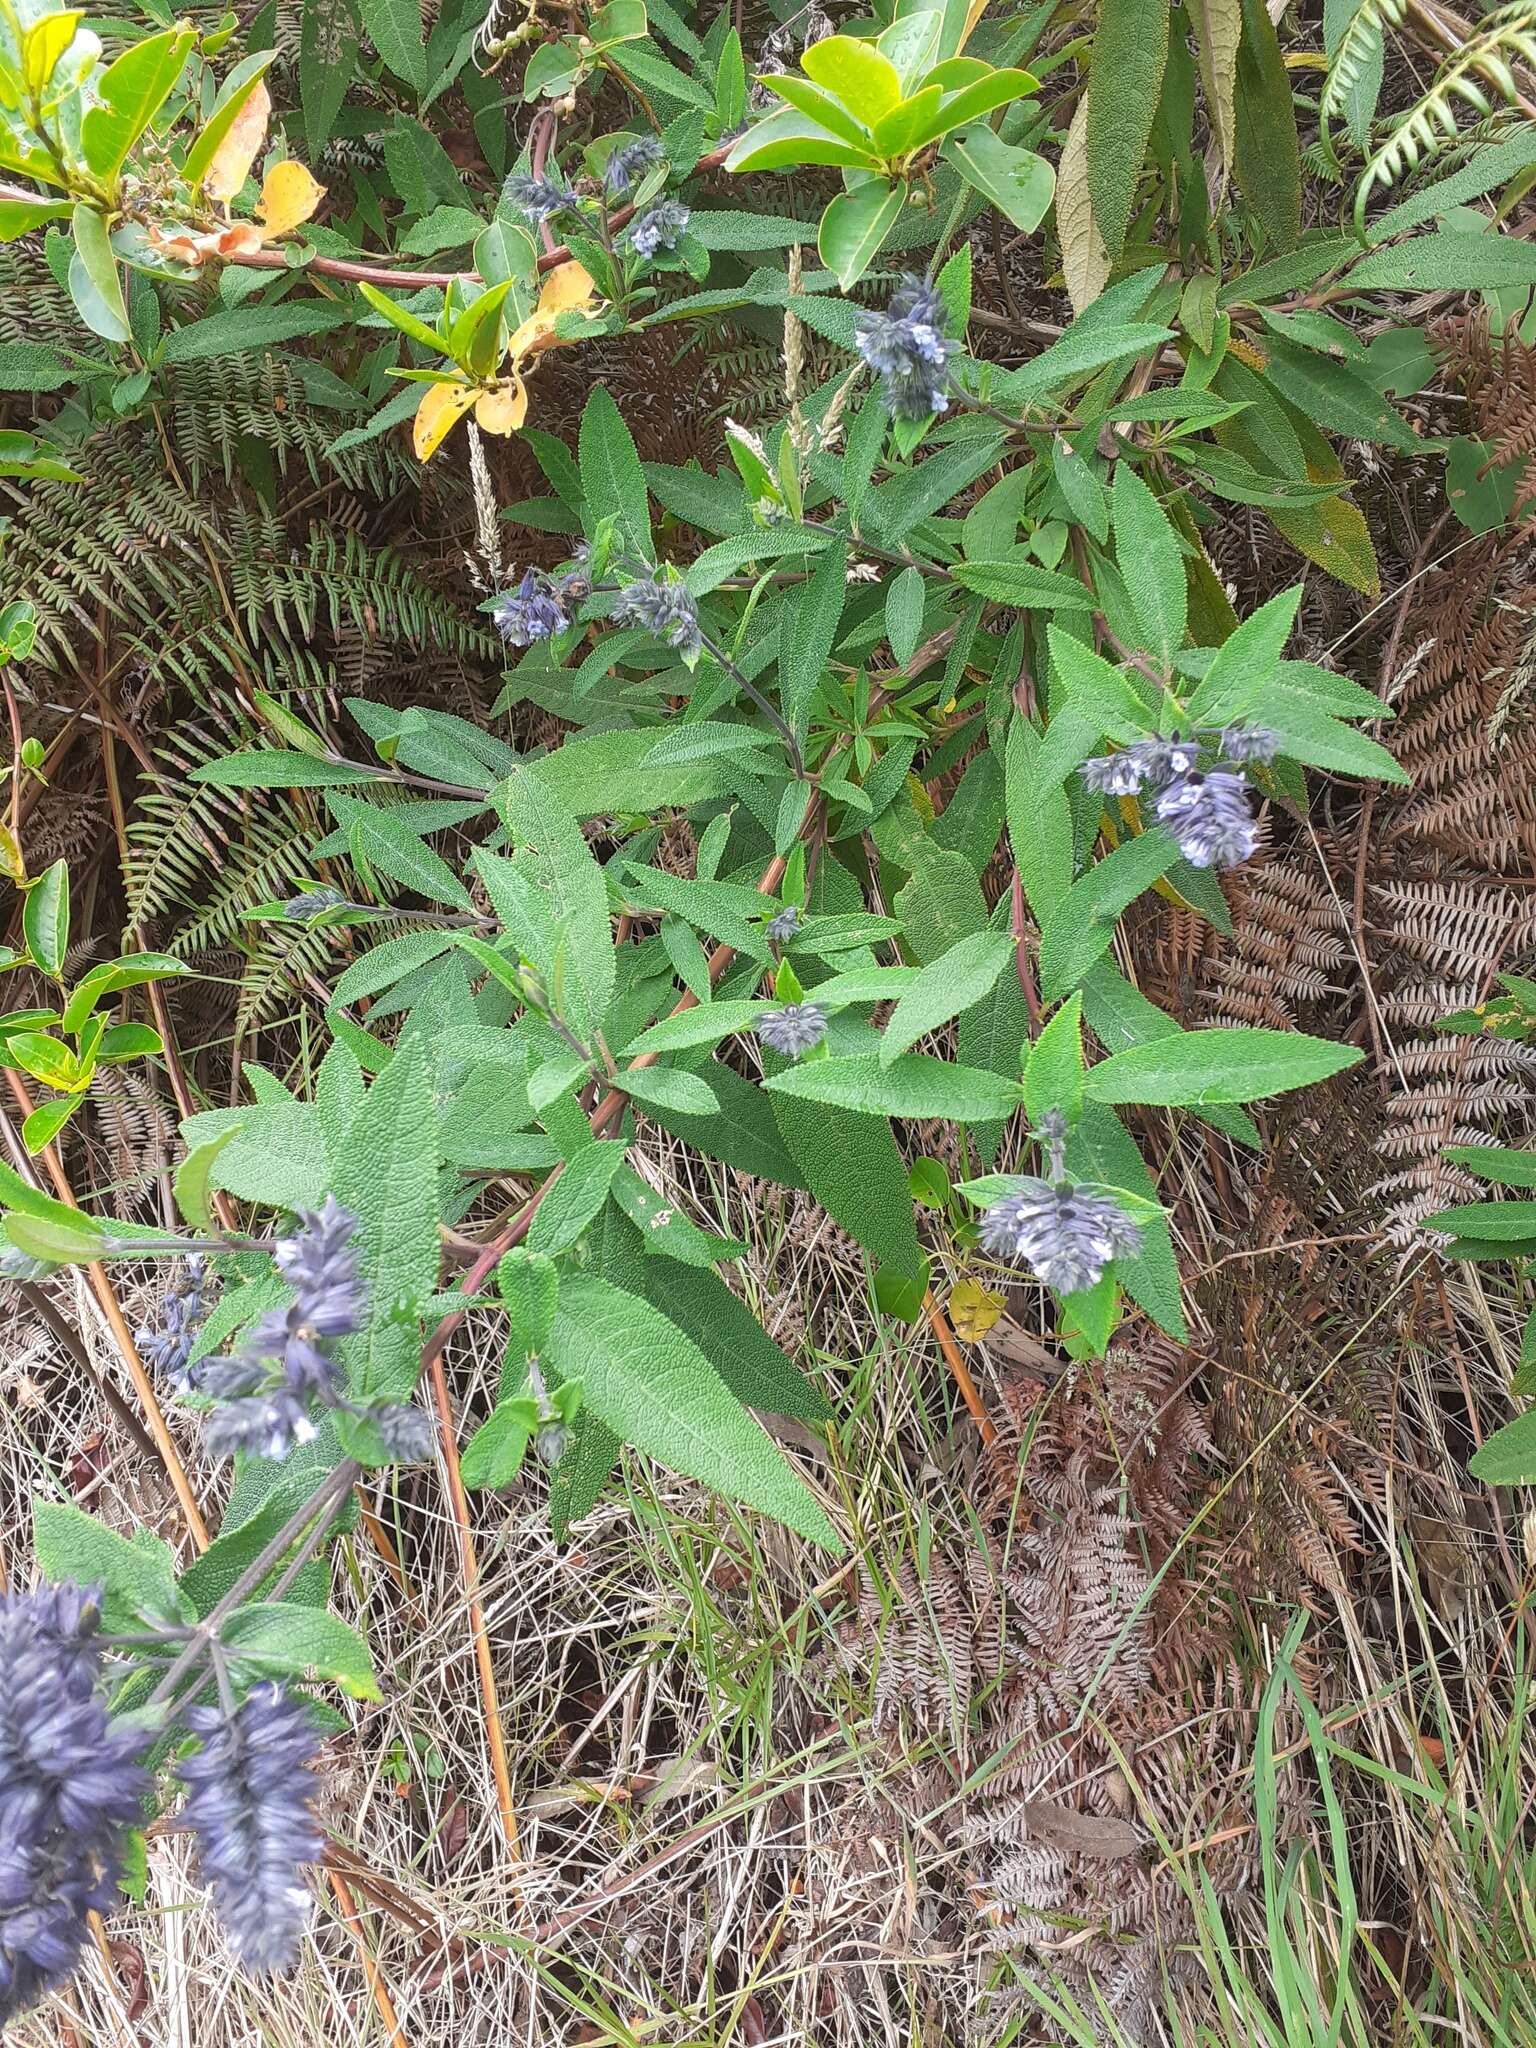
1,0,1533,2015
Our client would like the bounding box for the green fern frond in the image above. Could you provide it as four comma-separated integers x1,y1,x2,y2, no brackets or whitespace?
1321,0,1408,136
1357,3,1536,220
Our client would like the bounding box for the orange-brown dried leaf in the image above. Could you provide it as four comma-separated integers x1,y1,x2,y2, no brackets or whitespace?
203,77,270,205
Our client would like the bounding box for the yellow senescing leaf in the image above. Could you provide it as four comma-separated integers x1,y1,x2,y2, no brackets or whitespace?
203,77,270,206
507,258,596,361
413,379,478,461
1058,97,1109,314
949,1277,1006,1342
474,375,529,436
419,260,597,459
257,160,325,237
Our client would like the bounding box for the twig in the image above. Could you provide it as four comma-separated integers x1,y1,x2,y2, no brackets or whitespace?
0,1080,210,1547
328,1871,410,2048
146,1459,360,1708
17,1278,161,1465
923,1288,996,1441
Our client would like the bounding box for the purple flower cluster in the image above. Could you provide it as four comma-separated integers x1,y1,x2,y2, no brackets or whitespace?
603,134,662,194
754,1002,827,1057
493,567,569,648
978,1109,1143,1296
631,199,690,257
854,275,953,420
1080,725,1280,870
0,1583,149,2024
979,1181,1143,1295
278,888,349,923
501,171,580,222
179,1685,323,1974
201,1199,432,1465
765,904,802,943
136,1254,209,1390
611,573,703,662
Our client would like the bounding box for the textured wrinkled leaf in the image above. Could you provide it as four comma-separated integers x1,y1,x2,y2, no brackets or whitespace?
33,1502,192,1631
1233,0,1301,251
1057,98,1109,314
1086,0,1168,256
460,1400,536,1488
498,765,616,1037
1112,465,1186,665
767,1051,1024,1121
546,1274,839,1545
590,1204,828,1417
331,1039,439,1406
224,1602,381,1698
1189,0,1240,172
782,536,848,741
1084,1027,1362,1105
527,1141,628,1257
360,0,427,89
300,0,361,151
880,931,1014,1065
1468,1409,1536,1485
579,384,652,557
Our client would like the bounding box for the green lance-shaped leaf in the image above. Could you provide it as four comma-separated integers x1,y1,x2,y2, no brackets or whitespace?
544,1274,839,1547
1086,0,1169,257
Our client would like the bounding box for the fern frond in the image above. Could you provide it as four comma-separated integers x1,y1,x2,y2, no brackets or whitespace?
1357,4,1536,218
1321,0,1408,135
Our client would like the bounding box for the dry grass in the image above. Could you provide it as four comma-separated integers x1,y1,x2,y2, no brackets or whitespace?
5,1064,1533,2048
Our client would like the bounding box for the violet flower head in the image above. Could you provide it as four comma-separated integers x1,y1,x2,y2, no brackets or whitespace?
611,574,703,662
179,1685,323,1975
201,1200,431,1464
0,1583,150,2024
631,199,690,257
755,1002,827,1058
1129,737,1202,790
203,1389,316,1462
765,903,802,943
493,568,569,648
855,275,953,420
1081,752,1146,797
1217,723,1281,765
501,171,580,222
137,1255,208,1391
554,540,593,603
1154,770,1258,869
979,1181,1143,1295
1035,1106,1070,1186
603,134,662,194
201,1199,363,1461
279,888,349,922
356,1399,436,1463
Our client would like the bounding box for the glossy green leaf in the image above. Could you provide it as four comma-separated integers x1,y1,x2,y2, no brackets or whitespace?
80,25,195,176
181,53,274,192
800,35,903,124
68,205,129,345
22,860,69,978
818,179,904,290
